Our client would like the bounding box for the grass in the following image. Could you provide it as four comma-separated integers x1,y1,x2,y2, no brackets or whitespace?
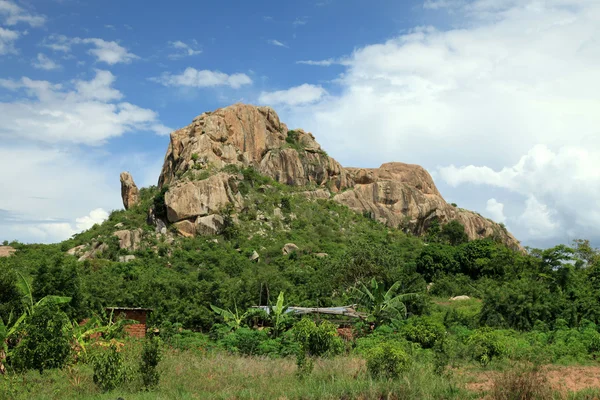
0,348,471,400
4,344,600,399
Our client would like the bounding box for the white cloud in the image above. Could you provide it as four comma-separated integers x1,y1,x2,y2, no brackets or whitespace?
293,17,308,26
168,40,202,59
259,84,328,107
0,70,170,145
77,38,138,64
151,67,252,89
0,26,18,54
0,146,119,244
0,0,45,27
296,58,351,67
277,0,600,245
267,39,287,48
423,0,465,10
31,208,110,242
519,196,560,240
32,53,60,70
42,34,71,52
42,35,138,64
439,144,600,241
485,198,506,224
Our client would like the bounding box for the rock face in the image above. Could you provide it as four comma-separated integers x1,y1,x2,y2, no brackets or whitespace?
0,246,16,257
120,172,140,210
165,173,242,223
155,103,522,250
333,162,521,250
158,104,350,191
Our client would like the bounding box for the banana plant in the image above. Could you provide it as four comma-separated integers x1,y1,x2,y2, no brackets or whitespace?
270,291,290,337
15,271,71,316
0,272,72,374
0,313,20,375
351,279,420,325
210,302,248,331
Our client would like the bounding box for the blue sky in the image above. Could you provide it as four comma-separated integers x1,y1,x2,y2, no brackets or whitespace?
1,0,600,248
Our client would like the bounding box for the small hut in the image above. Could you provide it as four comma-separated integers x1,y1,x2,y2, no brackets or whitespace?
106,307,152,338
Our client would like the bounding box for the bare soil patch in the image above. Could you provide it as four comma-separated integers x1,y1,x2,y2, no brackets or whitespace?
466,365,600,396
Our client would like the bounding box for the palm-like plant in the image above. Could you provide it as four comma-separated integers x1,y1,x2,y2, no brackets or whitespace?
351,279,419,325
210,302,248,331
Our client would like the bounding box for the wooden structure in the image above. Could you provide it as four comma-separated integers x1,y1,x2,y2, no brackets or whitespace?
106,307,152,338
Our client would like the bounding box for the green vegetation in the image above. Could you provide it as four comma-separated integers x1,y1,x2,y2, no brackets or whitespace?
2,168,600,398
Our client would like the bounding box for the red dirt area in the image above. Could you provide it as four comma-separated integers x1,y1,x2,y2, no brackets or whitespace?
465,365,600,396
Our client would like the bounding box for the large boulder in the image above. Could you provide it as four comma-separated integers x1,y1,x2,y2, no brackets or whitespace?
165,173,242,223
120,172,140,210
282,243,299,255
196,214,224,236
113,229,143,251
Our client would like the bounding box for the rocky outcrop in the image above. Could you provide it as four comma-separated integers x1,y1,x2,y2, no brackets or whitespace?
158,104,350,191
67,242,108,262
113,229,143,252
0,246,16,257
154,103,521,249
120,172,140,210
165,173,242,223
334,162,521,250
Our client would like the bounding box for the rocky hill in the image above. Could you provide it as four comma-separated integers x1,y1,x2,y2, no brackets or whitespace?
144,103,520,250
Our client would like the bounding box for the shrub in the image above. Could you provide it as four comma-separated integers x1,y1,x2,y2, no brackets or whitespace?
153,186,169,219
366,342,411,380
140,337,162,390
220,328,269,356
11,303,72,374
467,328,506,365
292,318,343,358
293,318,344,376
92,343,126,392
402,317,446,349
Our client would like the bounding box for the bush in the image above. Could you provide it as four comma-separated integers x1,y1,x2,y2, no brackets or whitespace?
402,317,446,349
292,318,344,358
140,337,162,390
92,343,126,392
11,303,72,374
220,328,269,356
293,318,344,376
366,342,411,379
467,328,506,365
153,186,169,219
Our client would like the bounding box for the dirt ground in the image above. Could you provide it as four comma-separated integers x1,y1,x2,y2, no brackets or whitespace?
465,365,600,395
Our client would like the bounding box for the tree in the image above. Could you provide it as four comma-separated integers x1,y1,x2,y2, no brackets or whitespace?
440,220,469,246
416,244,458,281
0,268,23,326
33,257,84,320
